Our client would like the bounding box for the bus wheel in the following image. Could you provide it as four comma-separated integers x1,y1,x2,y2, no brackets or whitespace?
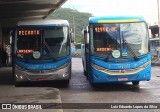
63,80,70,86
90,82,95,87
84,70,87,76
13,75,21,87
89,79,97,88
90,82,97,88
12,67,15,84
15,82,21,87
14,83,20,87
132,81,139,86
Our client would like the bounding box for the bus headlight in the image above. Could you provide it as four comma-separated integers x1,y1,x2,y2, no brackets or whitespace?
16,74,24,80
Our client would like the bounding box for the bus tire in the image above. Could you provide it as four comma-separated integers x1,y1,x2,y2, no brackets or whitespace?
132,81,139,86
82,60,87,76
89,76,96,88
90,82,97,88
84,70,87,76
15,82,21,87
12,66,15,83
12,69,21,87
63,80,70,86
12,68,20,87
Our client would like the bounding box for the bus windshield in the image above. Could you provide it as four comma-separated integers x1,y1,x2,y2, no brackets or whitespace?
16,26,69,60
90,22,149,59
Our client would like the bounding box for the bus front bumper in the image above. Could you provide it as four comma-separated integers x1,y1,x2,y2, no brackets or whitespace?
90,64,151,83
14,63,71,82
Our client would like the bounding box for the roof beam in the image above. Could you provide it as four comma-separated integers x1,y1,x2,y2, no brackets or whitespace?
0,16,44,27
44,0,67,18
0,3,57,12
0,0,60,4
0,16,44,22
0,0,67,28
0,11,49,19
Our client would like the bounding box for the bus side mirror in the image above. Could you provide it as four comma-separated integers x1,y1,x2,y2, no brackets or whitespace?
148,39,151,52
70,28,75,42
149,25,159,38
84,29,89,44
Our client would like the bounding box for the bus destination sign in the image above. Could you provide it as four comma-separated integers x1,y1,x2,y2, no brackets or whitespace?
94,27,117,33
18,30,40,36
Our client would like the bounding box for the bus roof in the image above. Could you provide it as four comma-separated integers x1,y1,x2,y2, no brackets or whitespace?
17,19,69,27
89,16,145,23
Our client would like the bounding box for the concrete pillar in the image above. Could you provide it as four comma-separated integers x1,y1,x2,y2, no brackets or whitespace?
0,25,2,67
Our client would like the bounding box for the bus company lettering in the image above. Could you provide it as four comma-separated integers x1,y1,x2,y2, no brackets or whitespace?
28,64,57,70
110,64,131,69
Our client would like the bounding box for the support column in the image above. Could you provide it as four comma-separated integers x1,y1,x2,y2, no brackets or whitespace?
0,25,2,67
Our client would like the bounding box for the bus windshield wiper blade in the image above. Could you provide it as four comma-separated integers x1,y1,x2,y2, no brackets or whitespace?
122,32,139,61
43,41,56,61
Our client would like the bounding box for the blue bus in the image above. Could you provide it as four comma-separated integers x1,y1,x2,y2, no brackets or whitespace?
12,19,73,86
82,16,151,87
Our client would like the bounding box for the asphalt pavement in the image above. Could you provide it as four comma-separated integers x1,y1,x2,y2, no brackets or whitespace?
0,67,63,112
0,57,160,112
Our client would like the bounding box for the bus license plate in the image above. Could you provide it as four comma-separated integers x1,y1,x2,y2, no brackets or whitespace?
37,77,48,81
118,78,128,81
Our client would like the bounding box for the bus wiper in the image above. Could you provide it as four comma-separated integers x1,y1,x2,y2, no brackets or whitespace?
122,32,139,61
43,41,56,61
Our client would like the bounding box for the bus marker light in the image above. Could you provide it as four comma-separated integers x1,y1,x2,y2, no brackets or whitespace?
15,74,19,78
20,76,23,79
63,74,67,77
